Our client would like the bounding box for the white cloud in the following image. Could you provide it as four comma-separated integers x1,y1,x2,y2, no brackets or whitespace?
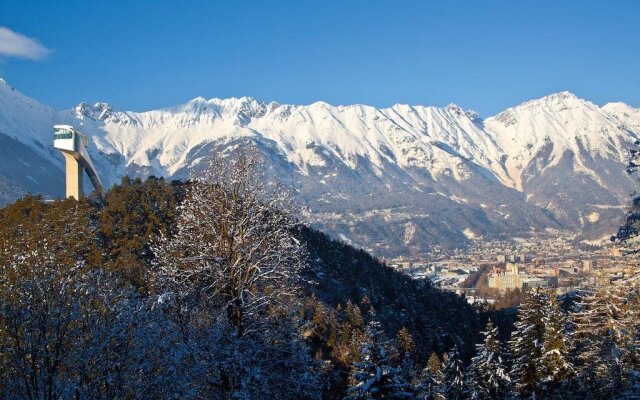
0,27,51,60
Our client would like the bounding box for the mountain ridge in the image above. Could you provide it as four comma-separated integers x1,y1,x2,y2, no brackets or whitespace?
1,78,638,256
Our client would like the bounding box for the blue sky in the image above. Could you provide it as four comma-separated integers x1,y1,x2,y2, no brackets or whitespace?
1,0,638,116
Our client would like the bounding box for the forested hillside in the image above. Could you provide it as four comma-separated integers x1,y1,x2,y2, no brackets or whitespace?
0,150,486,399
1,150,638,399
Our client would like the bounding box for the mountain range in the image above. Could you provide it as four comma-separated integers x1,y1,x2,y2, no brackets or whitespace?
1,78,638,257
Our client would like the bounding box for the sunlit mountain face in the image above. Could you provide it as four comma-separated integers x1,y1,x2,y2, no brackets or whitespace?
1,78,638,256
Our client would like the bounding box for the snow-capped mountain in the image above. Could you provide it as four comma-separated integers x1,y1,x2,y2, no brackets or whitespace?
484,92,639,239
0,78,637,256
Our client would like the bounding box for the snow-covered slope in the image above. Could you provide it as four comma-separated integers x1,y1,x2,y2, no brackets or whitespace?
0,78,637,256
603,102,640,132
485,92,634,191
0,79,58,155
61,97,508,185
484,92,638,238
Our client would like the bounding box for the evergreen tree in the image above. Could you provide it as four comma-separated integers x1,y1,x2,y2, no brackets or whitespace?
395,327,418,398
427,352,442,376
417,352,445,400
346,315,413,399
417,368,445,400
465,320,509,400
442,346,466,400
569,289,618,398
539,292,572,397
570,286,640,399
397,353,418,399
98,176,183,288
606,285,640,396
344,300,366,364
509,288,546,399
397,327,415,355
617,284,640,398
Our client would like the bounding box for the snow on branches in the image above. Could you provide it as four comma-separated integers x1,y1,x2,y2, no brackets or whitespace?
153,145,305,336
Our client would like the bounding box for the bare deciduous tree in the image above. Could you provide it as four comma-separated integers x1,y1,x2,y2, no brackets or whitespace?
153,145,304,336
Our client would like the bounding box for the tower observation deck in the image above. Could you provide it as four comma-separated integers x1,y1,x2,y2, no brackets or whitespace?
53,125,104,200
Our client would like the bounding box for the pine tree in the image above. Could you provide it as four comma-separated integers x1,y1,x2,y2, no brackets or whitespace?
417,367,445,400
616,283,640,398
442,346,466,400
344,300,365,364
570,286,640,398
427,352,442,376
569,289,617,398
606,285,640,396
465,320,509,400
345,314,413,399
509,288,546,398
538,291,573,397
397,352,418,399
415,352,445,400
395,327,418,398
397,327,415,355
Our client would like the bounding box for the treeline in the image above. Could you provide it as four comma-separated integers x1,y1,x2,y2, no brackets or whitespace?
0,150,487,399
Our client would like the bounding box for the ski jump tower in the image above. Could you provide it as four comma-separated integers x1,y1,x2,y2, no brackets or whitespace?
53,125,105,200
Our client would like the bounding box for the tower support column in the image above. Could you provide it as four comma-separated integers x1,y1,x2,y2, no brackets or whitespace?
62,152,84,200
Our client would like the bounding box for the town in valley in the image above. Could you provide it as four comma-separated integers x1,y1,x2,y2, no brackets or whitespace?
389,230,637,307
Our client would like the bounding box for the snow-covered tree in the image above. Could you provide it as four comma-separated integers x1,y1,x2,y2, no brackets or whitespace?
569,285,640,399
219,311,321,399
509,288,546,398
617,283,640,398
395,327,417,397
0,247,162,398
153,146,305,336
417,353,445,400
607,285,640,391
343,300,366,364
538,292,573,397
442,346,466,400
569,289,618,398
346,315,413,399
0,199,105,399
465,320,509,400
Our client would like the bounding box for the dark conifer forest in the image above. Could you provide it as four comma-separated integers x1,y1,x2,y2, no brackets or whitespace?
1,152,639,399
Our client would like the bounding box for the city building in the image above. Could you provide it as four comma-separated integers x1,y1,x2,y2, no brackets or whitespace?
488,271,550,291
582,259,596,273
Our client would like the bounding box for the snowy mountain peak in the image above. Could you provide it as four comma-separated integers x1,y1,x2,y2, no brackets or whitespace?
74,101,115,121
483,90,638,192
515,91,593,112
181,96,267,120
546,90,578,100
604,102,640,130
604,101,636,110
188,96,207,103
465,109,481,121
444,103,466,116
